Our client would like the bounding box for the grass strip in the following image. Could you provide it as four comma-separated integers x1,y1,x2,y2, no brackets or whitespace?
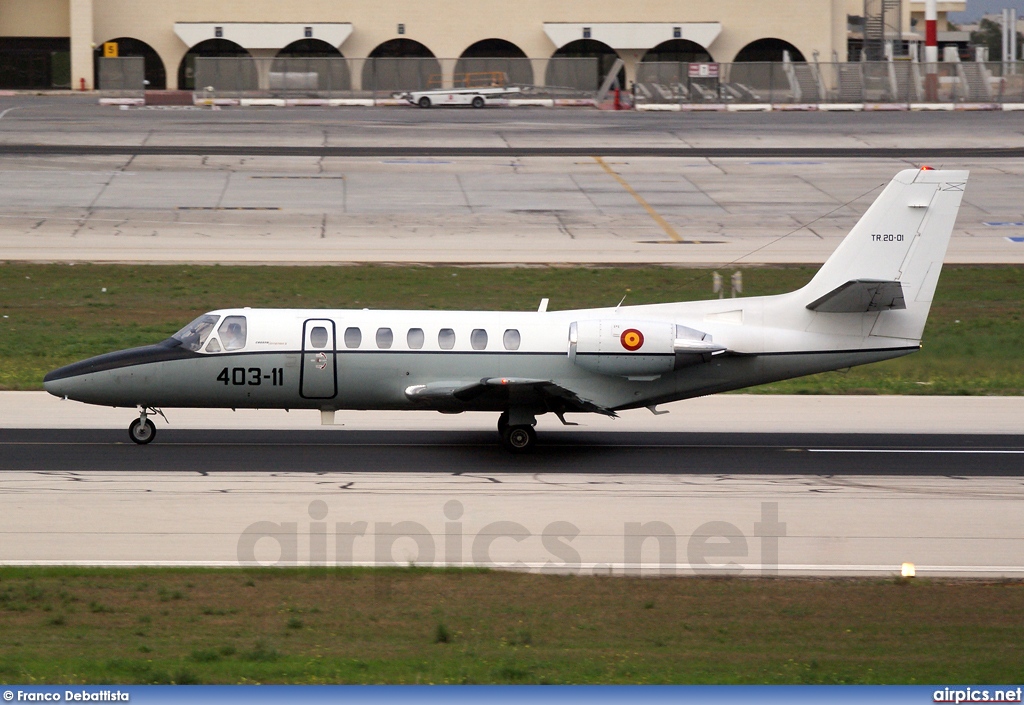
0,567,1021,685
1,263,1022,394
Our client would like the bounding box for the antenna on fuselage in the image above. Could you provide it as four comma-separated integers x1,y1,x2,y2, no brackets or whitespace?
538,298,549,312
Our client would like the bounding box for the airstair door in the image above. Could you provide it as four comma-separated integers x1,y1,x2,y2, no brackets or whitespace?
300,319,337,399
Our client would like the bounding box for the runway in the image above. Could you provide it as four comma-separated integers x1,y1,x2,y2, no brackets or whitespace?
0,100,1022,265
1,452,1021,578
0,394,1021,577
0,154,1021,264
2,429,1023,475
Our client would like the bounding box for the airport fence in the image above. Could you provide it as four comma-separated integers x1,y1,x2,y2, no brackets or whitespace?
190,56,602,99
97,55,1024,105
97,56,144,96
635,60,1024,106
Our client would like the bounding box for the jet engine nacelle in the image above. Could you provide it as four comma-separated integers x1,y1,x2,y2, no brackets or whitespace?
568,320,724,378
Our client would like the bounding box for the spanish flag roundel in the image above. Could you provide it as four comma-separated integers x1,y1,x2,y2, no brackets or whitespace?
620,328,644,351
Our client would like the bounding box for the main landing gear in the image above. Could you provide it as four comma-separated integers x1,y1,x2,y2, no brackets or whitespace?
497,411,537,453
128,407,166,445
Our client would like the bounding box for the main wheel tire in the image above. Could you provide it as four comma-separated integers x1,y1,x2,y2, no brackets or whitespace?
128,418,156,445
418,96,432,108
502,424,536,453
471,96,485,109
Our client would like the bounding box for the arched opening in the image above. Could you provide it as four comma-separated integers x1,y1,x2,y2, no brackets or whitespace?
363,38,440,92
368,38,435,58
733,38,806,63
455,39,532,85
546,39,623,92
276,38,343,59
177,38,252,91
94,37,166,89
272,39,350,92
636,40,717,102
728,39,808,100
640,39,713,64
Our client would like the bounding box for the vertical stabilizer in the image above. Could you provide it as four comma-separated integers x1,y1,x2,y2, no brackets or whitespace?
800,168,967,340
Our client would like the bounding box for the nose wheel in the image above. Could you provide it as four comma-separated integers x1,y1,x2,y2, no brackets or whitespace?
128,407,166,445
128,417,156,445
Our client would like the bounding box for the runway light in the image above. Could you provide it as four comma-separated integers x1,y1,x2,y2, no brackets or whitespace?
901,562,916,578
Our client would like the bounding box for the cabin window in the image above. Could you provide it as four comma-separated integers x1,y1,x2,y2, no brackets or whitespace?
503,329,521,351
376,327,394,349
407,328,425,349
218,316,247,351
205,337,222,353
438,328,456,350
309,326,329,349
471,329,488,350
172,314,219,352
344,327,362,349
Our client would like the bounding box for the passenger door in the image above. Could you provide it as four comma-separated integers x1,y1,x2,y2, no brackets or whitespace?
300,319,337,399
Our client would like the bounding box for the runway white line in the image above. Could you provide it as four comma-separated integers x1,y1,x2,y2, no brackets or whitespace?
0,106,22,120
809,449,1024,454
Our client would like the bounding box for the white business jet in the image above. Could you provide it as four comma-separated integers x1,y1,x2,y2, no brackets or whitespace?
44,168,967,451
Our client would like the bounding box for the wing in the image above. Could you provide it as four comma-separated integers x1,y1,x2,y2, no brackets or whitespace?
405,377,616,416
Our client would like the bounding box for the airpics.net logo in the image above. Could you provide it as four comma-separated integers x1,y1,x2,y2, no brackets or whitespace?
235,500,787,575
933,687,1023,703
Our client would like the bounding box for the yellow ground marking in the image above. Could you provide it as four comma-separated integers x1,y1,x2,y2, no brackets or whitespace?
593,156,684,243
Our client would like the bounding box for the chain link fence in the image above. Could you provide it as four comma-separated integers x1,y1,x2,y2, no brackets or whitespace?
193,57,602,99
635,60,1024,105
97,55,1024,105
97,57,145,95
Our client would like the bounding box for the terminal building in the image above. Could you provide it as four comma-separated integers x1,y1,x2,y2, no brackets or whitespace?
1,0,966,91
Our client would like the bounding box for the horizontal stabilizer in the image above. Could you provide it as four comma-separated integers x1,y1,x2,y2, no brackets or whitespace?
806,279,906,313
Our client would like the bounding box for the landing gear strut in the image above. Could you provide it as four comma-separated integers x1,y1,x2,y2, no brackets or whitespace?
128,407,165,445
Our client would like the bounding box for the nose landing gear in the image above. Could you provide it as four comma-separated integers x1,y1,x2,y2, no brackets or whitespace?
128,407,166,445
128,416,156,444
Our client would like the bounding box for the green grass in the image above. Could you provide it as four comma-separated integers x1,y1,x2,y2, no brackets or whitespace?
0,567,1021,684
1,263,1022,393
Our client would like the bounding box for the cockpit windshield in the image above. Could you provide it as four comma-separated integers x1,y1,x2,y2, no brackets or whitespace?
172,314,219,352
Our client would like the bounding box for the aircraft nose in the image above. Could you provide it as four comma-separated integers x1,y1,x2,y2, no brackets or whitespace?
43,374,66,398
43,364,84,399
42,339,193,403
